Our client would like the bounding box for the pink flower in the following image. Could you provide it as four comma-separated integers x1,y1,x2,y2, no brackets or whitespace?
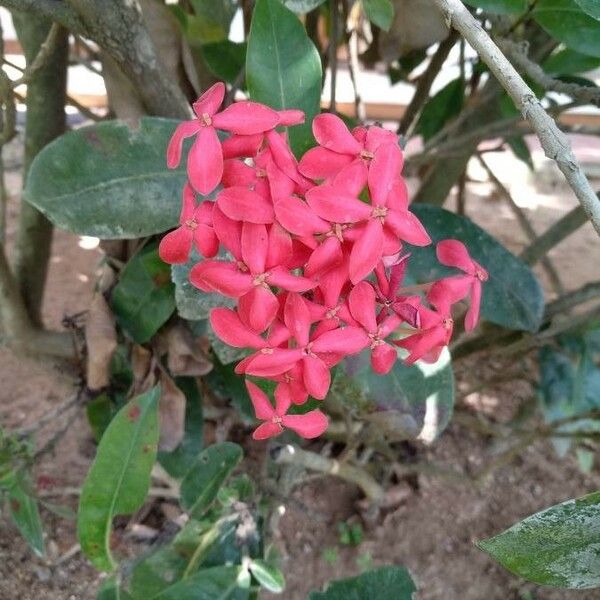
166,82,281,195
158,183,218,264
246,380,328,440
427,240,489,331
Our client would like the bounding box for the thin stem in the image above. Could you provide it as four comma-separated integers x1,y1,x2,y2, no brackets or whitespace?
329,0,339,113
432,0,600,236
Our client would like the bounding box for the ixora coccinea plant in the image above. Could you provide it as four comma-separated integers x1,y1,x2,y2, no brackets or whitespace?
160,81,489,441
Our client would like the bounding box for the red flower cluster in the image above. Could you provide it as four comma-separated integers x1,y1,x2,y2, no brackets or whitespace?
161,82,488,441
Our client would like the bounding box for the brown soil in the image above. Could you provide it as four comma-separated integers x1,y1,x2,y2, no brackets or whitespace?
1,132,599,600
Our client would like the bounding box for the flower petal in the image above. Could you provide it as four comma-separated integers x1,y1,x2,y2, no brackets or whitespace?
277,109,305,126
371,343,397,374
222,133,264,159
245,379,276,420
238,286,279,333
368,142,402,206
284,292,311,347
282,411,328,439
217,187,275,224
436,239,475,273
210,307,266,348
266,222,293,270
385,209,431,246
332,159,368,196
159,226,193,264
348,281,378,332
253,421,282,440
305,236,343,277
193,224,219,258
213,102,280,135
245,348,304,377
302,355,331,399
311,326,369,354
166,120,200,169
465,280,482,332
187,126,223,195
222,159,256,187
306,186,372,223
298,147,354,180
241,222,268,274
274,384,292,416
349,218,384,284
274,196,329,237
190,260,252,297
192,82,225,118
268,266,316,292
313,113,361,154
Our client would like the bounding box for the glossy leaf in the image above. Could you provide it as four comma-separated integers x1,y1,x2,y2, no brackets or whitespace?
180,442,243,518
575,0,600,19
202,41,247,85
24,118,186,239
78,388,160,571
4,473,45,557
111,243,175,344
506,136,534,170
249,559,285,593
416,79,465,142
158,377,204,479
463,0,527,13
309,566,416,599
478,491,600,588
247,0,322,156
152,566,249,600
408,205,544,332
342,348,454,442
363,0,394,30
543,47,600,74
533,0,600,58
282,0,327,12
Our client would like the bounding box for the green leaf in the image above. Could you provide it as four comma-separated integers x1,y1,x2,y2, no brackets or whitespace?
97,576,133,600
282,0,327,12
309,566,416,599
408,205,544,332
152,566,249,600
180,442,243,519
249,559,285,593
111,243,175,344
172,251,235,321
463,0,527,13
341,348,454,442
158,377,204,479
574,0,600,20
543,47,600,74
533,0,600,58
129,545,188,598
190,0,238,32
247,0,322,156
77,388,160,571
362,0,394,30
87,393,117,442
478,490,600,589
202,41,247,85
5,473,45,557
24,118,186,239
416,79,465,142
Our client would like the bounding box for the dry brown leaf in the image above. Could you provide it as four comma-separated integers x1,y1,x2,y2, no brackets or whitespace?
131,344,156,396
85,293,118,391
379,0,449,60
158,371,187,452
157,322,213,377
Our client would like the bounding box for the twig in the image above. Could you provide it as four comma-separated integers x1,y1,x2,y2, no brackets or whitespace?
39,486,181,500
329,0,339,113
12,23,63,88
545,280,600,318
271,444,385,503
500,39,600,106
432,0,600,236
343,0,365,121
520,205,588,265
478,154,564,295
17,392,83,438
398,30,459,135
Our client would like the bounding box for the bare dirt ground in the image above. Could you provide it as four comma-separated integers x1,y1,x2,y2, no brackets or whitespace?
1,130,599,600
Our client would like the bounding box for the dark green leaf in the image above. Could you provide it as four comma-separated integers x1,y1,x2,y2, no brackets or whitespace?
129,545,188,598
111,243,175,344
543,47,600,74
506,136,534,170
362,0,394,31
249,559,285,593
24,118,186,239
86,393,117,443
463,0,527,13
574,0,600,20
247,0,322,156
5,473,45,557
341,348,454,442
533,0,600,58
180,442,243,518
172,251,234,321
282,0,327,12
416,79,465,142
152,566,249,600
309,566,416,599
158,377,204,479
408,205,544,332
202,41,247,85
97,576,133,600
478,490,600,589
205,360,255,422
78,388,160,571
190,0,238,32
